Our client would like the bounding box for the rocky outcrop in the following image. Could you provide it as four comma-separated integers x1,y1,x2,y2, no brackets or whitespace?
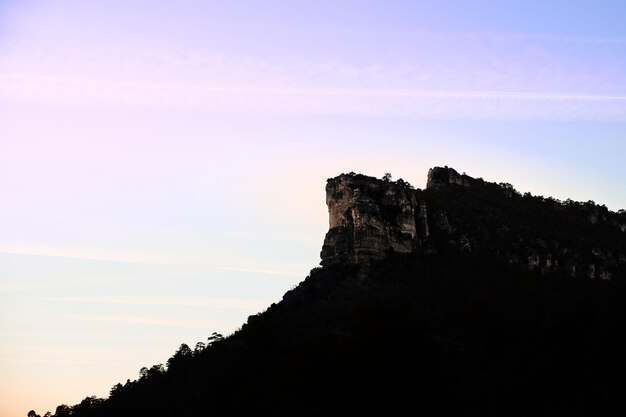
320,167,477,266
320,174,427,266
426,166,473,189
320,168,625,283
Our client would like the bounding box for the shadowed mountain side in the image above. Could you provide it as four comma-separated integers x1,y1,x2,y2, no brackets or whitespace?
36,168,626,417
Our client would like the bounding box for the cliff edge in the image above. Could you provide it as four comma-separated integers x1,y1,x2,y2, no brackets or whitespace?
320,167,626,281
320,173,428,266
320,167,471,266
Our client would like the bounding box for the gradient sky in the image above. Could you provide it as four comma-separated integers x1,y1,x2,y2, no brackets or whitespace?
2,1,626,416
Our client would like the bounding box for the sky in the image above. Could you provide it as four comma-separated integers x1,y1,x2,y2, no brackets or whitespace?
1,1,626,415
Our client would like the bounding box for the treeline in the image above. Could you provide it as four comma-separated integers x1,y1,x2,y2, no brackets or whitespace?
29,333,226,417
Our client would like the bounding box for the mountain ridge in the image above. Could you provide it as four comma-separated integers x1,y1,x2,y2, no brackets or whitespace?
322,167,625,279
32,167,626,417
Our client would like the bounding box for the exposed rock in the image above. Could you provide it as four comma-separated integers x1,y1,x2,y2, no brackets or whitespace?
540,255,553,276
542,255,553,268
528,254,540,270
320,168,624,283
600,269,612,281
320,174,425,266
427,167,472,189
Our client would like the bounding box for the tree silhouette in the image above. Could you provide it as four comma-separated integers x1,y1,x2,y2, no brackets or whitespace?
53,405,71,417
194,341,206,354
166,344,192,370
207,332,223,345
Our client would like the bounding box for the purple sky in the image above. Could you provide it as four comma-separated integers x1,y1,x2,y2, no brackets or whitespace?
2,1,626,416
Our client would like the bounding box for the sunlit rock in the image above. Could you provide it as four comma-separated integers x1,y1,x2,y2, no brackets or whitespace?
321,173,425,266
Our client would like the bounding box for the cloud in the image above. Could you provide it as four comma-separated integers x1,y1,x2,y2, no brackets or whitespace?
2,31,626,120
68,314,235,330
2,358,115,365
50,295,274,310
0,241,168,264
402,31,626,45
3,72,625,120
0,242,306,294
213,265,304,277
0,343,162,363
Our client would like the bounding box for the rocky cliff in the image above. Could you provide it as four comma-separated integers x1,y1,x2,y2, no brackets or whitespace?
321,167,626,281
320,173,428,266
426,166,474,189
320,167,480,266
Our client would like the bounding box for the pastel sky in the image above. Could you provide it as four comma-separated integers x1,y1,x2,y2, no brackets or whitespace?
2,1,626,416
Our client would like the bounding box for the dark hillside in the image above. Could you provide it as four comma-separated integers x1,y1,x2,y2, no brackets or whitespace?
35,168,626,417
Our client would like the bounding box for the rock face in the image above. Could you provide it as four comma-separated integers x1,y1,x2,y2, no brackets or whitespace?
320,168,468,266
426,166,473,189
321,168,487,267
320,174,427,266
321,167,625,283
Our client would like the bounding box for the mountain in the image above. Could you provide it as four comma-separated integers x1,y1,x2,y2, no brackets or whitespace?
34,167,626,417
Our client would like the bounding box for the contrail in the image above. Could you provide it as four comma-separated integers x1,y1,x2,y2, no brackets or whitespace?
3,73,626,103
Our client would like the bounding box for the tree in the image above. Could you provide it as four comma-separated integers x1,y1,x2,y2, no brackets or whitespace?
110,383,124,397
53,405,72,417
396,178,413,190
208,332,224,345
27,411,40,417
194,341,206,354
167,344,193,369
146,364,165,379
382,173,392,181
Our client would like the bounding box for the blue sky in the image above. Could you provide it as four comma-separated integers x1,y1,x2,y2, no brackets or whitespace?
1,1,626,416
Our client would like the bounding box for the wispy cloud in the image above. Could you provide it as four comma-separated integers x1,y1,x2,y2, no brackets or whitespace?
68,315,235,330
0,242,306,295
0,343,163,363
2,31,625,120
3,72,625,120
398,31,626,45
50,295,274,310
1,357,116,365
0,241,168,264
213,265,304,277
7,72,626,101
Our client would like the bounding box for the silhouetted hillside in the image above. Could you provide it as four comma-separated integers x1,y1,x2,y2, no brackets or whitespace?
33,168,626,417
